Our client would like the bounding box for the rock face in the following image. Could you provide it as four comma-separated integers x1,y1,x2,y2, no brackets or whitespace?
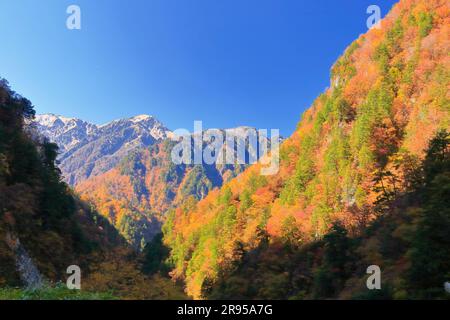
34,114,171,185
6,233,43,290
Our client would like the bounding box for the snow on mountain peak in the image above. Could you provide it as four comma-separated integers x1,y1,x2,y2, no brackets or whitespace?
34,113,172,185
35,113,78,127
130,114,153,123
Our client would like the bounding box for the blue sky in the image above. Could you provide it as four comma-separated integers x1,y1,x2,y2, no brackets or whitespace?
0,0,397,136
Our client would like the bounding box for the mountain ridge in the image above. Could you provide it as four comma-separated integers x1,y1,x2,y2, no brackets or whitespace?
35,113,277,248
34,113,172,185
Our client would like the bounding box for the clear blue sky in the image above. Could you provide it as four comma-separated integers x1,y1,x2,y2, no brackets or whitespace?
0,0,397,136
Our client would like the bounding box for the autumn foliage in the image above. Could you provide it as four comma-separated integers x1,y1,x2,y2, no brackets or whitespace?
163,0,450,299
0,79,186,299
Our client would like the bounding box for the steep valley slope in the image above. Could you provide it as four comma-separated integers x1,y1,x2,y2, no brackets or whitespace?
161,0,450,299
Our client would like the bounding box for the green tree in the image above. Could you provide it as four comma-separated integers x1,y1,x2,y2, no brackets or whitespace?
408,130,450,298
143,233,170,275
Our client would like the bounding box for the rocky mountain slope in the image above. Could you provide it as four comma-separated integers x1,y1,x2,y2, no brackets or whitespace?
34,114,171,185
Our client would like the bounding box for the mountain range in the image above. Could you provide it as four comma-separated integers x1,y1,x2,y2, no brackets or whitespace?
34,114,172,185
34,114,273,247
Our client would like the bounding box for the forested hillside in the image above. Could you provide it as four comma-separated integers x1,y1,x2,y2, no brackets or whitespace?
75,128,268,249
162,0,449,299
0,80,185,299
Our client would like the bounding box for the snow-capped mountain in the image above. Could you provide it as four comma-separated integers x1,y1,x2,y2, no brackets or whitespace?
34,114,172,185
34,113,278,247
34,113,278,187
34,114,99,153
